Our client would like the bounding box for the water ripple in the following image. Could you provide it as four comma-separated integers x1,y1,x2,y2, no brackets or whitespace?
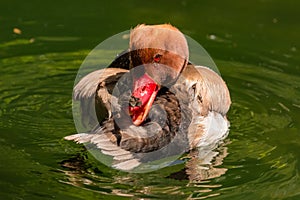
1,52,300,199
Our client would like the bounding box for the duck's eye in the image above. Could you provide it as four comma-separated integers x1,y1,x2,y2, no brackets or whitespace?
153,54,162,63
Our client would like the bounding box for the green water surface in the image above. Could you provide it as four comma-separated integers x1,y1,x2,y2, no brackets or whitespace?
1,0,300,199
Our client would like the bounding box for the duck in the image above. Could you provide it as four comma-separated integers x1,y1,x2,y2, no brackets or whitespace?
64,24,231,171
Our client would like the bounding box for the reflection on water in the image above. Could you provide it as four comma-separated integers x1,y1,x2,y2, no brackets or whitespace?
185,144,229,182
60,142,230,199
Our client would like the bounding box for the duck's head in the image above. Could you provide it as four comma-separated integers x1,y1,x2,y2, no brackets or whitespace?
128,24,189,126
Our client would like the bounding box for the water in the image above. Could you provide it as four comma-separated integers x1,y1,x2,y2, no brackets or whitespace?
1,0,300,199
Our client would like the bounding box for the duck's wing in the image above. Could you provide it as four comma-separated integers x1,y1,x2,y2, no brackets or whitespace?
73,68,128,101
194,65,231,116
179,64,231,116
175,64,231,149
69,66,139,171
73,68,128,129
67,83,190,172
64,118,143,171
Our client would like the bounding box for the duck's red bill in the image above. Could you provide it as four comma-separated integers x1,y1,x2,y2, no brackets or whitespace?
129,74,159,126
